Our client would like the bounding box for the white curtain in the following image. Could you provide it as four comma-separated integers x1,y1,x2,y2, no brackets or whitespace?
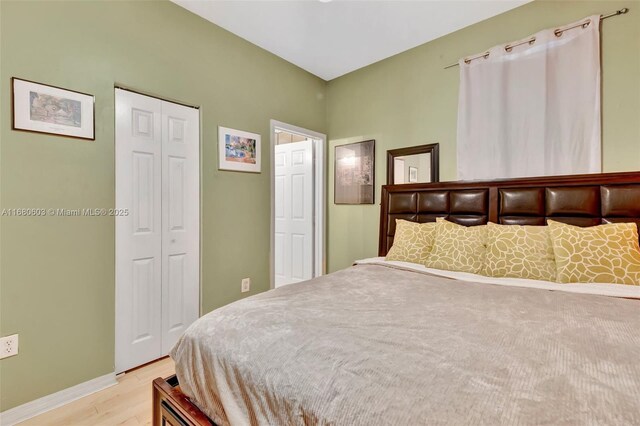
457,15,601,181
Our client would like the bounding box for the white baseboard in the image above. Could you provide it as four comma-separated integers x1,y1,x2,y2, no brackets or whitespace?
0,372,116,426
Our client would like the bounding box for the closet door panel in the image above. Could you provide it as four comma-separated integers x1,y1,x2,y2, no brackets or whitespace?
115,90,163,373
161,101,200,354
116,90,200,369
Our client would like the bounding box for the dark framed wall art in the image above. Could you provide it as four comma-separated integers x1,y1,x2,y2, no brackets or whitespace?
334,139,375,204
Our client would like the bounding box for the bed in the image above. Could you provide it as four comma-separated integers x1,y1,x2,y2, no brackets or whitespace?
153,171,640,426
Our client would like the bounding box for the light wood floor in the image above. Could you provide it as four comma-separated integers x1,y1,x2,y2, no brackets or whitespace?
21,357,175,426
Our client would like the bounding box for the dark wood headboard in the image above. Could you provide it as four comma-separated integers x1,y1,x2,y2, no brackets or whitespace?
379,171,640,256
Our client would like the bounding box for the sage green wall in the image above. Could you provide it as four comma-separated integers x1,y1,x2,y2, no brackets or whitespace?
0,0,326,410
326,0,640,272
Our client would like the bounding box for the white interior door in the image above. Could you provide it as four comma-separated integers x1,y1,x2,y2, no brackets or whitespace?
274,140,314,287
115,89,199,373
161,101,200,354
394,158,405,184
115,91,163,373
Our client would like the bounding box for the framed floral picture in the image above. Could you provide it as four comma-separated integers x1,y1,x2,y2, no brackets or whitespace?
334,139,375,204
12,77,95,140
218,126,261,173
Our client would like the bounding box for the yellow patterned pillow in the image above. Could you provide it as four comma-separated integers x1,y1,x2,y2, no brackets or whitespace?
548,220,640,285
483,223,556,281
423,218,487,274
386,220,437,264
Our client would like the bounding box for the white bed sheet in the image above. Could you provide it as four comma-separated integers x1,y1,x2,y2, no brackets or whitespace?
356,257,640,299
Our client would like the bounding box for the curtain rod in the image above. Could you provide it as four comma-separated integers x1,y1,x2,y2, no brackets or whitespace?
444,8,629,69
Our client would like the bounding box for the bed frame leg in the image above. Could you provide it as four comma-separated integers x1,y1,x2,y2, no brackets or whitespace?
152,375,214,425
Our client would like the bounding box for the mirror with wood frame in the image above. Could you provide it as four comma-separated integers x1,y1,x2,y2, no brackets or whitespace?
387,143,439,185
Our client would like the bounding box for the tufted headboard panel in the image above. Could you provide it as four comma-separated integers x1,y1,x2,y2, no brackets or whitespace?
379,172,640,256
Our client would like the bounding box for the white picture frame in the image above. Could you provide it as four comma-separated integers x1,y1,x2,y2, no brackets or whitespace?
218,126,261,173
12,77,95,140
409,166,418,183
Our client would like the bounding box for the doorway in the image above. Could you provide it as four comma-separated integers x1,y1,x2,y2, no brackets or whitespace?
270,120,325,288
115,88,200,373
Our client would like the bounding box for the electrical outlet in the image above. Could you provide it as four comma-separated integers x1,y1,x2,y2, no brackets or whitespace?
0,334,19,359
241,278,251,293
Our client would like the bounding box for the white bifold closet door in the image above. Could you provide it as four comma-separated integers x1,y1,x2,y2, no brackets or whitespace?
115,89,199,373
274,140,314,287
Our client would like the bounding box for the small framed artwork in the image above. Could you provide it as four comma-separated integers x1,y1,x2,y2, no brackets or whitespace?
12,77,95,140
409,166,418,183
218,126,261,173
334,139,375,204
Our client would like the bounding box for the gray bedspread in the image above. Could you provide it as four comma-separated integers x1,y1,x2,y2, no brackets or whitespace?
171,263,640,426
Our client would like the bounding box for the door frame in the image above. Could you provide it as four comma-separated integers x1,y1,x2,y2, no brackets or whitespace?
269,120,326,289
114,86,202,372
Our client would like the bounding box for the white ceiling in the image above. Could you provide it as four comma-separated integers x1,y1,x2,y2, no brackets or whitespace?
172,0,531,81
